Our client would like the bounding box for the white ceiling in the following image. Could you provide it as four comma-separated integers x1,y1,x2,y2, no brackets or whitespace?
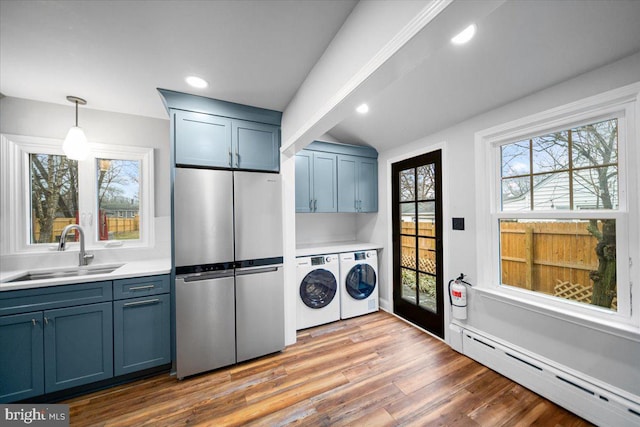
328,0,640,151
0,0,357,118
2,1,640,153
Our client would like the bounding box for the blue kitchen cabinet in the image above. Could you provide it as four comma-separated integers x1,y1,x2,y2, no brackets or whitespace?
174,111,280,172
113,275,170,376
295,149,338,213
0,275,171,402
44,302,113,393
233,119,280,171
0,312,44,402
337,154,378,213
175,110,233,168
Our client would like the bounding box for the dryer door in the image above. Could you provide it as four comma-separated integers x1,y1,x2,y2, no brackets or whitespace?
345,264,377,300
300,269,337,309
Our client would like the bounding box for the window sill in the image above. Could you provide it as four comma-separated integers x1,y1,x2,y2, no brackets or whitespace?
474,287,640,343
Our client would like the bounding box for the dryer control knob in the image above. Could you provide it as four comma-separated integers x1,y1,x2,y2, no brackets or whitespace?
325,256,332,262
366,252,372,258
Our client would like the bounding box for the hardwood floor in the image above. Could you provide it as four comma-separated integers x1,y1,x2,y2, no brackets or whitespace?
65,311,592,426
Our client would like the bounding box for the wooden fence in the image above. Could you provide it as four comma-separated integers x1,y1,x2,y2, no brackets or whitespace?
400,220,600,297
499,221,598,295
34,216,139,242
400,222,436,274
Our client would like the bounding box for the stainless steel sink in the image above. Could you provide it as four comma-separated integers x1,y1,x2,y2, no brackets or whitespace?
7,264,123,282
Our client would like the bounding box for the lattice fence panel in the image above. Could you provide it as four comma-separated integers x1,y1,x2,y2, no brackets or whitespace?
401,255,436,274
554,280,617,310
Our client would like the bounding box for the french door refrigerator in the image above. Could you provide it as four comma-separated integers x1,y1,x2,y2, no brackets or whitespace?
174,168,284,379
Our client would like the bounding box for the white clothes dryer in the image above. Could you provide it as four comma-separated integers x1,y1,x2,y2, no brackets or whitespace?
339,250,378,319
296,254,341,330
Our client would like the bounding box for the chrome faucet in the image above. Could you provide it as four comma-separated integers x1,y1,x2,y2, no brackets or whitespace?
57,224,94,266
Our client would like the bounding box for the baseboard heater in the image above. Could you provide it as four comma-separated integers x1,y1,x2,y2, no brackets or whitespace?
454,327,640,427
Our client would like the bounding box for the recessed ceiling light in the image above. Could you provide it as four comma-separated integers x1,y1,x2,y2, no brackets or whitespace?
186,76,208,89
356,103,369,114
451,24,476,45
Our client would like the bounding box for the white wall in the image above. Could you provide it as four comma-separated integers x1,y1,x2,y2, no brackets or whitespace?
367,52,640,397
296,213,357,245
0,96,171,266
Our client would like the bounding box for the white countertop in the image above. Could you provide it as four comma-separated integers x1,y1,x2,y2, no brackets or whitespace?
296,241,383,257
0,258,171,292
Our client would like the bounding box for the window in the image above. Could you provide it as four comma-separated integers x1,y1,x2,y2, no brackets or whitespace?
475,83,639,328
1,134,153,253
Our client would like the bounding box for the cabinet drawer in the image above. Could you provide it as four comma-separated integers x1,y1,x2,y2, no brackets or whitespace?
113,275,169,300
0,281,113,317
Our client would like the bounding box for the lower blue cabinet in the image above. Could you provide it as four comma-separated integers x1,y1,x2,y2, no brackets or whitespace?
0,274,171,402
44,302,113,393
0,312,44,402
113,294,170,376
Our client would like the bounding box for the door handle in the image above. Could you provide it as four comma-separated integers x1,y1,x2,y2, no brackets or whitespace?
314,199,317,211
229,150,233,167
309,199,313,211
129,284,155,291
32,318,38,326
124,298,160,307
235,151,240,167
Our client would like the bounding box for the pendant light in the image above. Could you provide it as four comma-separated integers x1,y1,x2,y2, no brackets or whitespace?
63,96,89,160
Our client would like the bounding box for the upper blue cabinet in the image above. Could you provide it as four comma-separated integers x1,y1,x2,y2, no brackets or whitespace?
175,111,232,168
159,89,281,172
296,141,378,213
337,154,378,213
233,119,280,172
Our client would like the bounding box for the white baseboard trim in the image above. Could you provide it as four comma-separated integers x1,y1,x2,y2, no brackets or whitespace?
458,327,640,427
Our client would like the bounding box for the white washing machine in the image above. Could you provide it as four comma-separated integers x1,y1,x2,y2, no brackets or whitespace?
339,250,378,319
296,254,341,330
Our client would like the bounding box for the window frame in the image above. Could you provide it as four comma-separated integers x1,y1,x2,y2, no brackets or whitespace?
0,134,154,254
474,83,640,332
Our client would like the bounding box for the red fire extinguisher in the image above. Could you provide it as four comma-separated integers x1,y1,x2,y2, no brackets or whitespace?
448,273,472,320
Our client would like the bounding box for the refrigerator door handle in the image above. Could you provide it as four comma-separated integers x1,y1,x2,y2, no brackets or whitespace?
179,269,235,282
236,265,282,276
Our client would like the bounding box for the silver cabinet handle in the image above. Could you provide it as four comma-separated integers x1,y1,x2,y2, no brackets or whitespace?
355,199,358,210
309,199,313,211
44,317,50,325
124,298,160,307
229,150,233,167
314,199,317,211
359,200,362,211
32,318,38,326
129,284,155,291
235,151,240,167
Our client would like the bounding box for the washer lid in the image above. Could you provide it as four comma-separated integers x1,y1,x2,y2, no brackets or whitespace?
300,269,337,309
345,264,377,300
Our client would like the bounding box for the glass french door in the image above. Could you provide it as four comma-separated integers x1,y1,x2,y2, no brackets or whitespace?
392,150,443,338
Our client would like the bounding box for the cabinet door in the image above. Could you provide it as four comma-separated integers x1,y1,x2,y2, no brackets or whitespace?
113,294,170,376
295,150,313,213
337,155,358,213
44,303,113,393
313,152,338,213
0,312,44,402
358,157,378,212
232,119,280,171
175,110,232,168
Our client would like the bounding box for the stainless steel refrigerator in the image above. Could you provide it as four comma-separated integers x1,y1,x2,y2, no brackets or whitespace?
174,168,284,379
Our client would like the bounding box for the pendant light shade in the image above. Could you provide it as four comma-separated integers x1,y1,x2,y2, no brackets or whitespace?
63,96,89,160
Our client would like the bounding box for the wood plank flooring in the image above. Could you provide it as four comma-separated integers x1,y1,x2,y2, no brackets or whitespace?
65,311,592,426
